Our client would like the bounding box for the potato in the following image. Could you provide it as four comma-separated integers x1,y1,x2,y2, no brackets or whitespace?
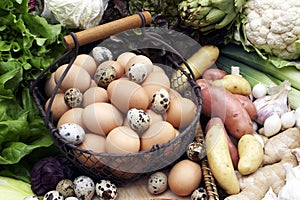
238,134,264,175
197,79,253,139
212,74,252,96
205,117,239,169
205,123,240,195
233,94,257,120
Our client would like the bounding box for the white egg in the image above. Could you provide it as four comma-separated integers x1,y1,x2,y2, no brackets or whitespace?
58,123,85,145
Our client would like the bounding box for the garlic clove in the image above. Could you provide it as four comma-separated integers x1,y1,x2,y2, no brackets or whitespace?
252,82,268,99
263,114,282,137
295,107,300,128
280,111,296,130
295,107,300,118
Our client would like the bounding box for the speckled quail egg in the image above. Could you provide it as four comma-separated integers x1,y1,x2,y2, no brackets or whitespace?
65,197,79,200
94,65,116,88
95,179,118,200
186,141,206,162
91,46,113,65
58,123,85,145
73,176,95,200
43,190,64,200
128,62,148,83
147,171,168,195
56,179,75,198
24,196,40,200
127,108,150,133
64,88,83,108
151,88,170,113
191,187,207,200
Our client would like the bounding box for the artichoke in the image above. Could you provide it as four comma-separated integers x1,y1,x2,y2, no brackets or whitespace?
178,0,246,33
128,0,182,28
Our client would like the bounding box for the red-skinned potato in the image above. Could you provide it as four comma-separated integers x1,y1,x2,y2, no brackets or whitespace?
202,68,227,82
205,117,239,169
196,79,253,139
233,94,257,121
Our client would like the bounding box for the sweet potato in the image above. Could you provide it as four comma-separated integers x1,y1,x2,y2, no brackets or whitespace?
205,117,239,169
233,94,257,120
202,68,227,82
196,79,253,139
205,122,240,195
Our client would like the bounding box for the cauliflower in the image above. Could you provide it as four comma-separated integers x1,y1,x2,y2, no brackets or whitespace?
239,0,300,60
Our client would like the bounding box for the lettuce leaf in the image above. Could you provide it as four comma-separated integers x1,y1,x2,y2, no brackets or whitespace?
0,0,67,181
0,176,36,200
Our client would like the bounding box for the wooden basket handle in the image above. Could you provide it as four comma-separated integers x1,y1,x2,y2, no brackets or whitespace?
63,11,152,50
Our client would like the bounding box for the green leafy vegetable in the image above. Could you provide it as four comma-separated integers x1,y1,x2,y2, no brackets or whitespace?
0,175,36,200
0,0,67,181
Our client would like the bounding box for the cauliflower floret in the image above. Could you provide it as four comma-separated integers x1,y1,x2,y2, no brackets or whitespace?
243,0,300,60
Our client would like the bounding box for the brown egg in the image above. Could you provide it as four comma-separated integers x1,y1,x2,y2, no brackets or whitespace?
44,93,70,121
107,79,149,113
57,108,85,129
116,52,136,69
140,121,176,151
145,109,163,125
54,64,91,92
125,55,153,75
105,126,140,154
165,97,197,129
169,88,182,99
168,159,202,196
142,71,171,102
90,79,98,88
73,54,97,76
83,87,109,107
82,102,123,136
44,73,62,97
98,60,124,79
74,133,106,167
174,129,180,137
152,65,166,73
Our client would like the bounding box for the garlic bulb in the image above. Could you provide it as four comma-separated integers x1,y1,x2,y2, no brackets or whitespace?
262,187,278,200
253,81,291,125
278,163,300,200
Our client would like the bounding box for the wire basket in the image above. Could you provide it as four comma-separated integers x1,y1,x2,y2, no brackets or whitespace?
29,12,218,193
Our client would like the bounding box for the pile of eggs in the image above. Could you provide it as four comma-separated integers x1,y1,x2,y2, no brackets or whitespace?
44,46,197,165
25,175,118,200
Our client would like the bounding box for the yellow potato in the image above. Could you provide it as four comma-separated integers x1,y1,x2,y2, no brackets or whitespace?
205,123,240,195
212,74,251,96
238,134,264,175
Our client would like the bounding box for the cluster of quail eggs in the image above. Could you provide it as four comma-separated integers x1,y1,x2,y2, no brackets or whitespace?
25,175,117,200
